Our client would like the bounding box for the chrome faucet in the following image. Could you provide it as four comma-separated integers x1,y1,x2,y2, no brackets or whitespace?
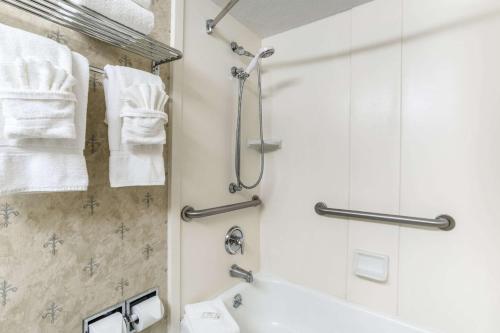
229,264,253,283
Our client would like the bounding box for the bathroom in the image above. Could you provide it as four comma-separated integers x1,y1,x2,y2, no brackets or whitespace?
0,0,498,332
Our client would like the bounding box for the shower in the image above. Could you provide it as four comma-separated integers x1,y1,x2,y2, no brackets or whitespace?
228,42,275,193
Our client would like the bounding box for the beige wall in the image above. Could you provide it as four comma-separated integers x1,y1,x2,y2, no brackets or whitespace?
261,0,500,332
0,2,170,333
172,0,262,313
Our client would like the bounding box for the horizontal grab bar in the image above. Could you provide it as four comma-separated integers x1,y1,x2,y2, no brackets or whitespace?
181,195,261,222
314,203,455,231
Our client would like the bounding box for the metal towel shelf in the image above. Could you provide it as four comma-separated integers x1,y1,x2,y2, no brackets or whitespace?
0,0,183,74
181,195,261,222
314,202,455,231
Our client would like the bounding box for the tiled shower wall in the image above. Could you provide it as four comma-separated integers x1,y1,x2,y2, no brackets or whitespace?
0,2,170,332
260,0,500,332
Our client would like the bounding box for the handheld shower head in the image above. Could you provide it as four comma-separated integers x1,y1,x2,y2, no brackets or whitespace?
244,46,275,76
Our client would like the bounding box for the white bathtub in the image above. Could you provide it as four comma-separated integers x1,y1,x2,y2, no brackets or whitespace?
215,274,435,333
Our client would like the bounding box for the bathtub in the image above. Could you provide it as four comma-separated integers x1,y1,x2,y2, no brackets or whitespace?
214,274,434,333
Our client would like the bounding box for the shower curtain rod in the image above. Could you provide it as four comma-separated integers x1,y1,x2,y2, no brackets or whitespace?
206,0,240,34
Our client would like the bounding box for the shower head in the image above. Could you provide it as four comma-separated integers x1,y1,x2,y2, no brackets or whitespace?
259,47,275,58
244,46,275,76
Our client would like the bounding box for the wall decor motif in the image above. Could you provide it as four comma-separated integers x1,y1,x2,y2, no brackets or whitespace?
83,257,100,277
83,196,100,216
0,279,17,306
115,223,130,241
143,244,153,260
143,192,154,209
119,54,133,67
46,29,67,45
1,203,19,228
115,278,129,297
86,134,102,154
41,302,63,324
89,72,103,92
43,234,64,256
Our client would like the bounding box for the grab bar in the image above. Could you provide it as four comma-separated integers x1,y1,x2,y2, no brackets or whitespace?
314,203,455,231
206,0,240,34
181,195,261,222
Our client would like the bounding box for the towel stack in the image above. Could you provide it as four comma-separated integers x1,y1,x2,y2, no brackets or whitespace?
182,300,240,333
0,23,89,194
104,65,168,188
69,0,155,35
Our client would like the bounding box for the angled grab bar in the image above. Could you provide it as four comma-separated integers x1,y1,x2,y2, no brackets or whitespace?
181,195,261,222
314,202,455,231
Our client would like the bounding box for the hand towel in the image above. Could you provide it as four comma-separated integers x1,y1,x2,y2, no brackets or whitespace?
68,0,155,35
121,83,168,145
104,65,167,187
132,0,152,10
184,299,240,333
0,23,89,194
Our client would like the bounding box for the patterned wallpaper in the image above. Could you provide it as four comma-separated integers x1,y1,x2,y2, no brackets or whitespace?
0,1,170,332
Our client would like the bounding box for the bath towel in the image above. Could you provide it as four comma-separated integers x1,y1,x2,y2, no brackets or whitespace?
69,0,155,35
184,299,240,333
132,0,152,9
0,23,89,194
104,65,167,187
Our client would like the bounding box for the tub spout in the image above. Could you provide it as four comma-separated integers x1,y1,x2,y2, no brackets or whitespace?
230,264,253,283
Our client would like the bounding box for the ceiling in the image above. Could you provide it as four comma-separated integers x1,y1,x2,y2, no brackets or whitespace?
211,0,374,38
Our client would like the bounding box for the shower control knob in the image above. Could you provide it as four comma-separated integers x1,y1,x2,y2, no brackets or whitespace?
225,226,245,255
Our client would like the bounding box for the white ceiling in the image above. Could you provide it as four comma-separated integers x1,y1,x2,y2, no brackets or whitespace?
211,0,374,38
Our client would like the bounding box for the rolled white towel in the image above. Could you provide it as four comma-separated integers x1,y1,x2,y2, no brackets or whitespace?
68,0,154,35
132,0,152,9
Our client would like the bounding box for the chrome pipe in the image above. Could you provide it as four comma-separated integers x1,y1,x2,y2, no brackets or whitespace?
206,0,240,34
314,203,455,231
181,195,261,222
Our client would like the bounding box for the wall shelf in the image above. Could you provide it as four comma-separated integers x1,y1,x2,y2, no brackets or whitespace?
0,0,183,71
247,139,282,153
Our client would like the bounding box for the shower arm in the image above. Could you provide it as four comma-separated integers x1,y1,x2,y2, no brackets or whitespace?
206,0,240,34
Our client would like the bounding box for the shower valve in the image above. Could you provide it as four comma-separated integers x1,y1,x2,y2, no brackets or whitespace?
231,66,248,79
229,182,242,193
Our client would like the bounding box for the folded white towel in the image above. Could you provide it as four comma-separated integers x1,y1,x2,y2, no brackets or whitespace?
184,299,240,333
132,0,152,10
0,52,89,194
0,58,77,139
104,65,167,187
69,0,155,35
121,83,168,145
0,23,89,194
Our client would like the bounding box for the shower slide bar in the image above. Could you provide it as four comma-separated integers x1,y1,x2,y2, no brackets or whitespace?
206,0,240,34
181,195,261,222
314,203,455,231
0,0,183,74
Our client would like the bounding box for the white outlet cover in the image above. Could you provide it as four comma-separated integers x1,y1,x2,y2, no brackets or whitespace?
353,250,389,283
